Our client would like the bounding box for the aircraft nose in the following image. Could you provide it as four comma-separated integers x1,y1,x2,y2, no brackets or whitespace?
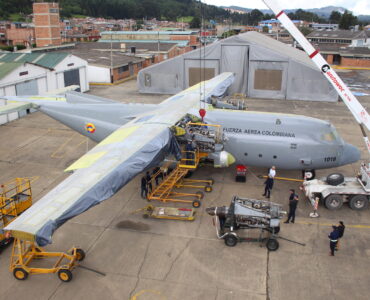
341,143,361,165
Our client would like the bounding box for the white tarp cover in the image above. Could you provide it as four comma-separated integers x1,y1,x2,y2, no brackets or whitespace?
138,31,338,102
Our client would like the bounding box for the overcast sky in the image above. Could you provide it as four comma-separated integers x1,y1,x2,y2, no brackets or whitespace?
202,0,370,16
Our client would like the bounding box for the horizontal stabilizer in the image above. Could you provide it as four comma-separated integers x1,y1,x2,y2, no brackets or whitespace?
65,91,119,104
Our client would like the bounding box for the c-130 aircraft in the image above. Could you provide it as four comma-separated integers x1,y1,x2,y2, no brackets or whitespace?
3,72,360,245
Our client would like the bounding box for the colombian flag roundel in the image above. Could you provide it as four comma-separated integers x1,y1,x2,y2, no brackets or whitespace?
85,123,96,133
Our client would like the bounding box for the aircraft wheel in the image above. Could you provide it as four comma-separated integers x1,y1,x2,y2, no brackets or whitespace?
324,194,343,210
204,185,212,192
75,248,85,261
224,234,238,247
13,268,29,280
349,195,369,211
326,173,344,186
192,200,201,208
266,239,279,251
58,269,73,282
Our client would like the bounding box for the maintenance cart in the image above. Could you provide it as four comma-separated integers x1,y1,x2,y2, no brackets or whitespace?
303,163,370,211
0,178,32,252
206,196,286,251
134,205,196,221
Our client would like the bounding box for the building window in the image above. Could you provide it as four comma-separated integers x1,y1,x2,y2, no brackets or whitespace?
49,8,59,13
137,62,142,68
254,69,282,91
118,65,129,74
67,63,74,67
19,71,28,76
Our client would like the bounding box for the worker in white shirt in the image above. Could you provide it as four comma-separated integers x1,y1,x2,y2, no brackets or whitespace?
263,166,276,199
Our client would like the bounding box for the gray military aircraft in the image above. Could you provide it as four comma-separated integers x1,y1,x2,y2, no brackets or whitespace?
3,72,360,245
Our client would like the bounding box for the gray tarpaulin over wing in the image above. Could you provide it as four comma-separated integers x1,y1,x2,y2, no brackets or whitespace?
18,128,180,246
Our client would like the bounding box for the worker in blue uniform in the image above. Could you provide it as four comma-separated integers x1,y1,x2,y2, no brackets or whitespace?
328,226,340,256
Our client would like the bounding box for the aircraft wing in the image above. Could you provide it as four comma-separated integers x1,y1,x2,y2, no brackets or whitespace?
4,72,234,246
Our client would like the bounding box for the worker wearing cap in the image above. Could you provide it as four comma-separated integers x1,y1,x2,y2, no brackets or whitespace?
262,166,276,199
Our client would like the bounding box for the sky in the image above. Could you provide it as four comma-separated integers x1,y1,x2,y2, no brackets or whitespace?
202,0,370,16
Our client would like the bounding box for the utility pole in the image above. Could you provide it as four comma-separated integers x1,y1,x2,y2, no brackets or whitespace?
110,33,113,83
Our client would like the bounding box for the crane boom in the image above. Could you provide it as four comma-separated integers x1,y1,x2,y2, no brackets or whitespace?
261,0,370,154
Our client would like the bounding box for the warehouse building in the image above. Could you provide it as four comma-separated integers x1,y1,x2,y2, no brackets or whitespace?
138,31,338,102
0,52,88,96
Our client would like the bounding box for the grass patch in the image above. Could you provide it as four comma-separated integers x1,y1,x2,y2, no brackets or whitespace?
177,16,193,22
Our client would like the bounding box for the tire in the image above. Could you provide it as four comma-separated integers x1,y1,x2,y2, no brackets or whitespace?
326,173,344,186
75,248,85,261
58,269,73,282
204,185,212,193
304,170,316,180
196,191,204,199
266,239,279,251
192,200,201,208
324,194,343,210
13,268,29,280
349,195,369,211
224,234,238,247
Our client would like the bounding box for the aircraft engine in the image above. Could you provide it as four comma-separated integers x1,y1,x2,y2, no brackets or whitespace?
209,151,235,168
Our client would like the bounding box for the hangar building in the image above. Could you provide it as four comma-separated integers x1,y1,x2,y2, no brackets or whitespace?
0,52,88,96
137,31,338,102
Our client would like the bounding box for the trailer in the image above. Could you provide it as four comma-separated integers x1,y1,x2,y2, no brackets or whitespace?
206,196,286,250
303,163,370,211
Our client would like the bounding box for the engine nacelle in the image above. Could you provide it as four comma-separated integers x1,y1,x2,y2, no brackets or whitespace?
209,151,235,168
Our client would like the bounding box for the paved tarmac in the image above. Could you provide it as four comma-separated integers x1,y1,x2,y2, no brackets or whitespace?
1,71,370,300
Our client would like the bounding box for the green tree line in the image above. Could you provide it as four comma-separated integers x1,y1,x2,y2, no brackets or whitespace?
0,0,363,29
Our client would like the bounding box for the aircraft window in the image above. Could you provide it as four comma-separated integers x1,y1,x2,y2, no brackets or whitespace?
321,132,335,142
273,155,277,159
290,143,297,149
244,153,248,156
259,154,262,158
276,119,281,125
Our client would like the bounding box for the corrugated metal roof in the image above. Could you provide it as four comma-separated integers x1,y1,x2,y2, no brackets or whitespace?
0,62,23,80
101,30,197,35
0,53,69,69
99,39,189,46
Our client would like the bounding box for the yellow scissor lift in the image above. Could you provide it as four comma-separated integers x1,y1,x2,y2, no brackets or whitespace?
0,178,33,251
0,178,84,282
147,123,219,208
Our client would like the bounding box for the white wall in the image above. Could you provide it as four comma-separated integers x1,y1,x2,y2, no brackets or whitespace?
0,63,48,96
87,65,111,83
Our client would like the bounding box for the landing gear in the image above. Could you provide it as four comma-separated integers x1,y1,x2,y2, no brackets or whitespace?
303,170,316,180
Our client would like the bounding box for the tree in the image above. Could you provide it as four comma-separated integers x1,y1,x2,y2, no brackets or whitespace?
339,10,358,29
190,16,201,28
249,9,264,26
299,27,312,36
329,11,341,24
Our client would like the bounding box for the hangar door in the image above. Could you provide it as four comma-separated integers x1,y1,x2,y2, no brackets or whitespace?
248,61,288,100
64,69,81,91
221,44,249,95
184,59,219,88
16,79,39,95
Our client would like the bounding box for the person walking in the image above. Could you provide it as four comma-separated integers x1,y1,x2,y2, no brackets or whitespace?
262,166,276,198
284,194,299,223
336,221,345,250
328,226,340,256
140,176,148,199
185,140,195,165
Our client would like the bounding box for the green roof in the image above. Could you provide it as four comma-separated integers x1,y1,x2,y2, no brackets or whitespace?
0,53,69,69
0,62,23,80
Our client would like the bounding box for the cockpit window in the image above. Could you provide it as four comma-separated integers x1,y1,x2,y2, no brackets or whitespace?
321,132,336,142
